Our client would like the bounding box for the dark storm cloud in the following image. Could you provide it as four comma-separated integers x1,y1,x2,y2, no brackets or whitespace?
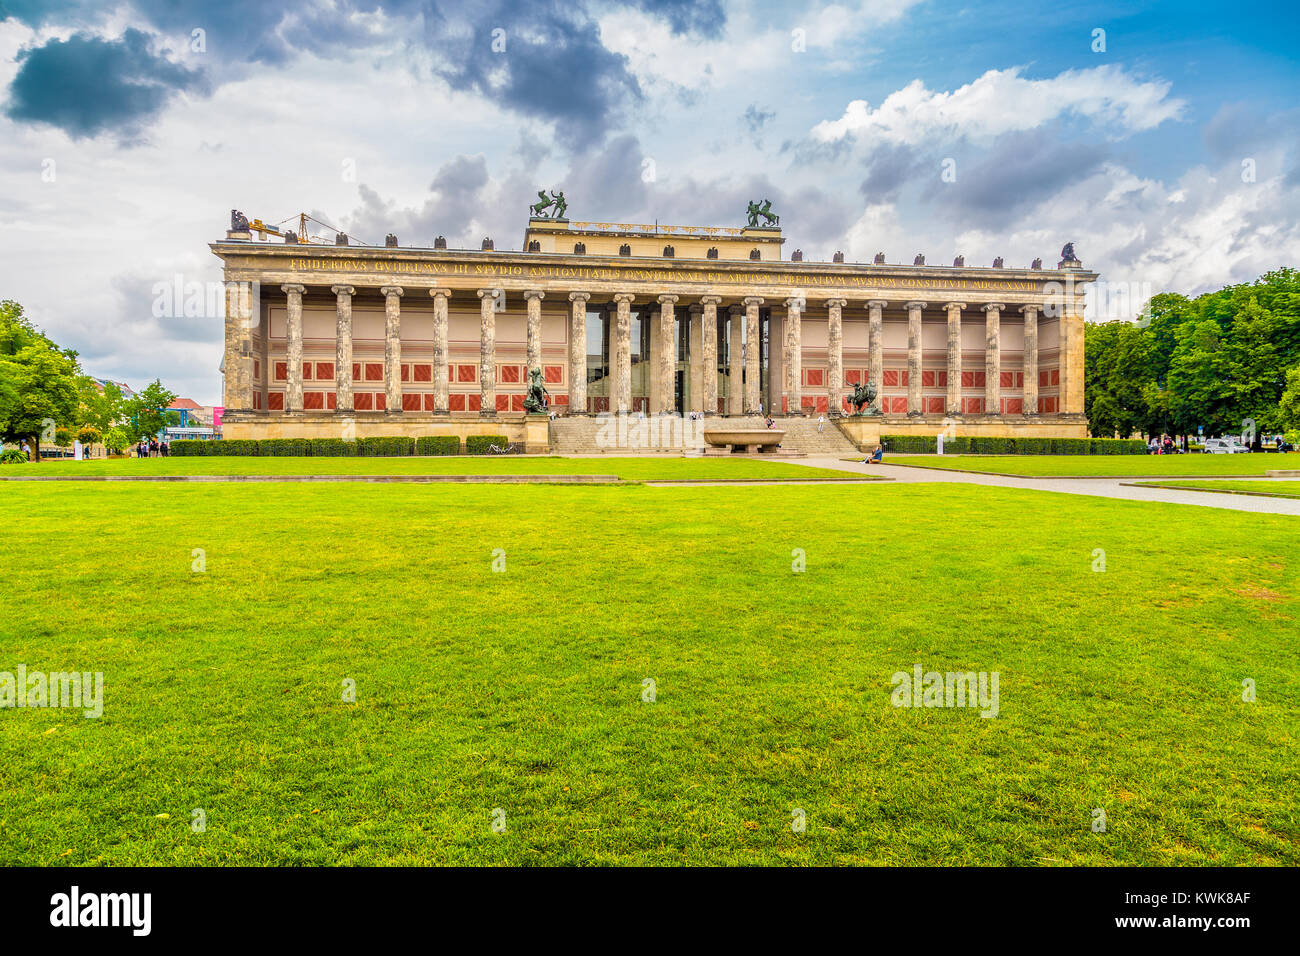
342,153,528,248
2,0,720,142
559,133,648,216
627,0,725,38
922,131,1109,227
434,2,641,143
859,143,919,202
4,29,206,138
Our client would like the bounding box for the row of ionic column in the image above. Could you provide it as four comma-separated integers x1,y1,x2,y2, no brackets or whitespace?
269,287,1045,418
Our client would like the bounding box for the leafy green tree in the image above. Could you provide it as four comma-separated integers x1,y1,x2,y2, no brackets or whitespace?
0,300,81,461
77,376,125,434
1085,320,1153,437
122,379,178,441
1279,363,1300,431
102,427,130,456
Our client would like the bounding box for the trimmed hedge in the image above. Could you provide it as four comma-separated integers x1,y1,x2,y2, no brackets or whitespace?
171,436,480,457
308,438,358,457
259,438,310,457
416,436,461,456
356,437,414,457
880,435,1146,455
465,435,512,455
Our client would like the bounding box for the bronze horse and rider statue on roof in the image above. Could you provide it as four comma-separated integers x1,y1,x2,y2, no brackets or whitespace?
530,190,568,219
745,199,779,228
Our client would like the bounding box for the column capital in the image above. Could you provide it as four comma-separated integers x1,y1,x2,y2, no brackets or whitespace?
824,297,847,308
476,288,500,299
428,287,452,300
728,303,744,315
982,302,1006,312
523,289,545,302
613,292,636,305
904,300,927,310
699,295,723,306
380,286,404,297
1018,303,1038,315
281,283,306,295
865,299,889,309
688,302,703,314
944,301,967,311
568,291,592,303
742,296,764,306
784,296,804,310
331,284,355,296
657,293,679,305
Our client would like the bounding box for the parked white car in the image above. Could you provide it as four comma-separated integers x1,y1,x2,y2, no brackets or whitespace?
1202,438,1251,454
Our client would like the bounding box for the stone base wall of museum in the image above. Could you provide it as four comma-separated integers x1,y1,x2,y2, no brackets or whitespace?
837,415,1089,450
221,413,551,453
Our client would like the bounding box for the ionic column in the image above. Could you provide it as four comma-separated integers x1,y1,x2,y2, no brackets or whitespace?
826,298,845,416
524,290,545,380
648,309,662,413
429,289,451,414
743,296,763,414
688,303,704,413
866,300,886,413
568,292,591,415
331,284,355,412
701,296,721,415
613,293,634,414
282,284,305,412
904,301,926,416
944,302,966,416
224,281,255,410
784,296,804,415
983,303,1004,415
1061,303,1085,415
1020,305,1039,416
657,294,678,414
381,286,403,414
728,305,744,415
477,289,498,418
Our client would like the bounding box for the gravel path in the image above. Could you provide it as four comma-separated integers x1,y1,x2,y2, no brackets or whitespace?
786,457,1300,516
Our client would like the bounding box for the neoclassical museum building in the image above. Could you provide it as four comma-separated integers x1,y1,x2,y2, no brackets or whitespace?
215,207,1095,450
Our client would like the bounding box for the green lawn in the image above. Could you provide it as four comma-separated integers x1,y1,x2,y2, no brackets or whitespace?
1,482,1296,866
1132,480,1300,500
3,456,857,481
885,454,1289,477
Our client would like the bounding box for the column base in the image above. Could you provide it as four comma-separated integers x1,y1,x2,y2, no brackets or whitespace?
479,410,498,419
384,408,403,416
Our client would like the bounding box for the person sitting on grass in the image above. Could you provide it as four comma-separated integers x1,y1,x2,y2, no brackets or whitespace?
862,444,883,464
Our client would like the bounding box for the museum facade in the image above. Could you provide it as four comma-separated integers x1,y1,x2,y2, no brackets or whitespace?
214,212,1096,449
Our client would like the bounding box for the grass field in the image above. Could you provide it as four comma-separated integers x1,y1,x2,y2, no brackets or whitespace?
885,454,1289,477
1132,480,1300,500
3,456,855,481
2,479,1296,866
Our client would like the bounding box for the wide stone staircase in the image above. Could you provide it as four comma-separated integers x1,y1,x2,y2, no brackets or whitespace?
548,414,861,456
773,416,862,456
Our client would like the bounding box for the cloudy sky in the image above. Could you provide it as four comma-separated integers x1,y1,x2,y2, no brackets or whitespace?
1,0,1297,405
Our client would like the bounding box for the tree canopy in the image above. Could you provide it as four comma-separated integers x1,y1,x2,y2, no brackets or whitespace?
1085,268,1300,437
0,300,81,458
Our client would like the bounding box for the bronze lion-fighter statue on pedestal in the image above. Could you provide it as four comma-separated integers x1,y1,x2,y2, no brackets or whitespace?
847,380,879,416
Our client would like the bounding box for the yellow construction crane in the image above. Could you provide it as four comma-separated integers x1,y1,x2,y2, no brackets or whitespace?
244,213,355,245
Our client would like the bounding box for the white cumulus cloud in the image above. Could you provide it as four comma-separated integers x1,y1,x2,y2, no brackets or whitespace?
811,65,1186,145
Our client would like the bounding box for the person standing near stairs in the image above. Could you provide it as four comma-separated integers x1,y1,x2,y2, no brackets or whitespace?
817,414,825,434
